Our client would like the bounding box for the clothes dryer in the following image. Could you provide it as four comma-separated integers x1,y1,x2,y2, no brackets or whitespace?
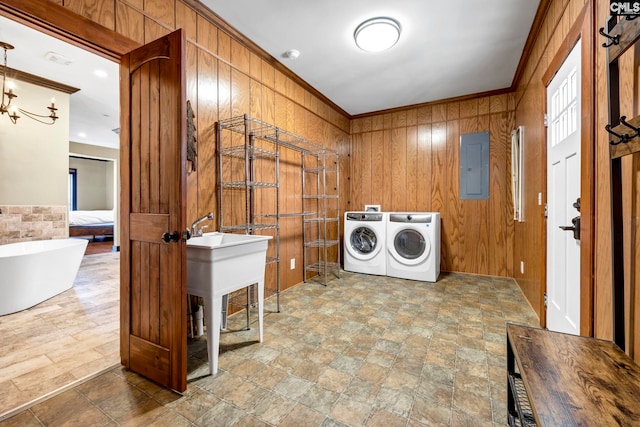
386,212,440,282
344,211,387,275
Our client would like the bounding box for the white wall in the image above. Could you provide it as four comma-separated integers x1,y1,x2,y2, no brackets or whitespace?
69,156,113,210
0,82,69,206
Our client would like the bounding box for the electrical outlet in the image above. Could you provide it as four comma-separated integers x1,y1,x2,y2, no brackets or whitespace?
290,258,295,270
520,261,524,274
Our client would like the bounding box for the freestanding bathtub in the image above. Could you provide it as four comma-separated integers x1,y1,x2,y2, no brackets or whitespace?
0,239,88,316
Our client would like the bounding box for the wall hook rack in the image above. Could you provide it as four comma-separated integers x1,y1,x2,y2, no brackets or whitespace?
599,27,620,47
605,123,632,145
619,115,640,136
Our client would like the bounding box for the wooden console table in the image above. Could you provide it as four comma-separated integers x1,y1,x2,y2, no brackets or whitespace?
507,323,640,426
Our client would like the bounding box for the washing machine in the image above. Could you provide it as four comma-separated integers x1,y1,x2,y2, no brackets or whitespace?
344,211,387,275
386,212,440,282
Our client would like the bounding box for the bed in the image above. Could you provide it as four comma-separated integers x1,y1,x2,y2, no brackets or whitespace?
68,210,114,240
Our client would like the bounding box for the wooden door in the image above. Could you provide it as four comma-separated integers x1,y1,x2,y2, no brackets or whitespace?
546,39,582,336
120,29,188,392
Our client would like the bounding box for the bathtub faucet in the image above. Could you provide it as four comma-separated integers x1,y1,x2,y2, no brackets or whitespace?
191,212,214,237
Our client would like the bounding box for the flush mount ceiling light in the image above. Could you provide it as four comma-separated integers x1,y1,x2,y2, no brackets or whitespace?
354,17,401,52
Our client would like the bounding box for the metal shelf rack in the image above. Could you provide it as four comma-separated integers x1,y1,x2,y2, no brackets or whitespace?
217,114,341,315
302,150,341,286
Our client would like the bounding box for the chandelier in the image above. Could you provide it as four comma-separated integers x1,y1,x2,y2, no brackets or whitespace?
1,41,58,125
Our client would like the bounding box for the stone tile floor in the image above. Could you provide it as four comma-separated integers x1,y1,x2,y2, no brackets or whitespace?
0,271,538,426
0,252,120,419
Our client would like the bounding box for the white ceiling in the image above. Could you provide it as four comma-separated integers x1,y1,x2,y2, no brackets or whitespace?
202,0,541,115
0,15,120,149
0,0,540,148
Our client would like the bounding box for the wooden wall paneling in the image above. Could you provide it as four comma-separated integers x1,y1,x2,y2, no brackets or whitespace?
406,126,418,212
489,112,511,277
274,93,287,130
144,16,169,43
594,0,613,340
274,69,287,98
231,68,250,117
185,41,198,223
417,105,432,125
261,59,275,89
460,99,479,119
406,109,417,127
248,51,262,81
490,94,508,114
459,116,488,275
371,115,384,132
338,133,351,218
196,50,217,218
65,0,116,30
445,120,460,272
143,0,174,31
383,130,393,211
261,85,275,126
294,104,305,139
360,132,373,208
390,128,408,211
176,1,196,41
231,39,250,74
478,97,490,116
116,1,144,44
416,124,432,212
250,79,262,121
196,14,217,53
505,111,516,277
447,102,460,121
286,99,295,135
217,30,231,62
121,0,143,7
349,133,363,211
431,122,447,233
217,60,231,120
432,104,447,123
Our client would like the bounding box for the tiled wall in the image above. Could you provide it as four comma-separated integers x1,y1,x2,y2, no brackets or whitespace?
0,205,67,245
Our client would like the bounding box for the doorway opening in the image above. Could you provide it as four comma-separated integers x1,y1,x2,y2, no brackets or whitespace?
0,15,121,420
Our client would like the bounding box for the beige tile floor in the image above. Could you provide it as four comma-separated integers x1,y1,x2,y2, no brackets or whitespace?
0,252,120,420
0,265,538,426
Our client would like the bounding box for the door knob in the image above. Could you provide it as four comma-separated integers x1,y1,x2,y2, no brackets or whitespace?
162,230,191,243
162,231,180,243
559,215,580,241
573,197,581,212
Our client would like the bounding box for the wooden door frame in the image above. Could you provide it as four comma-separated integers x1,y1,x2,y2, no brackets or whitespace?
0,0,139,61
541,2,595,336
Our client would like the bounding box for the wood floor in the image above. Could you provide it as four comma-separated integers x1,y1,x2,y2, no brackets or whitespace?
82,238,115,256
0,252,120,420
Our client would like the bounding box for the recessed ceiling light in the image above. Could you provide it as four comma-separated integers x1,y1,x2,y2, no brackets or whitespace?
354,17,401,52
78,132,87,138
94,69,108,78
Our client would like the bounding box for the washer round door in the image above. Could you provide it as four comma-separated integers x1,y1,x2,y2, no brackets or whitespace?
388,227,431,265
347,226,382,261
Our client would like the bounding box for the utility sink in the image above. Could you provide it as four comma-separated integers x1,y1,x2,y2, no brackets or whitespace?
186,232,272,374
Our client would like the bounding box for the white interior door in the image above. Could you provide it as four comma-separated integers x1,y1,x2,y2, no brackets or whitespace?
546,39,581,335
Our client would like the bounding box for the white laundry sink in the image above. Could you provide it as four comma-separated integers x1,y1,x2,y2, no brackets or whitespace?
186,232,272,374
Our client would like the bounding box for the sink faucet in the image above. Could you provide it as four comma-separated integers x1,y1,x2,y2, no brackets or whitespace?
191,212,214,237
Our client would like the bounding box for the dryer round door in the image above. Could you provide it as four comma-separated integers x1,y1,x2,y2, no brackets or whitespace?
388,227,431,265
347,226,382,261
